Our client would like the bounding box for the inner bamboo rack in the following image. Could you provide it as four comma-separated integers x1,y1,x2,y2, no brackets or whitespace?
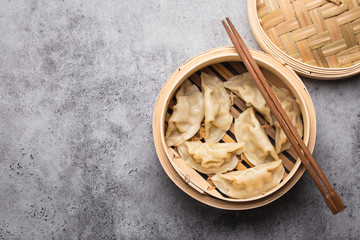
165,61,301,201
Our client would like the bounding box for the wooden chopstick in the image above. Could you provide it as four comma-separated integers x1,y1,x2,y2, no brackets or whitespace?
223,19,344,208
222,18,346,214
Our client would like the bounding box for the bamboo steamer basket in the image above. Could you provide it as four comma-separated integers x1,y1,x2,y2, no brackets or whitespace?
153,47,317,210
248,0,360,79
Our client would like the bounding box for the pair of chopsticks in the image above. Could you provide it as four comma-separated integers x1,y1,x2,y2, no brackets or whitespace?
222,18,346,214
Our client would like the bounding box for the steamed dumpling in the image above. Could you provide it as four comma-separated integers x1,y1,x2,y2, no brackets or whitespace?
177,142,245,174
224,72,273,125
234,107,279,166
212,160,285,199
271,85,303,153
165,80,204,146
201,72,233,143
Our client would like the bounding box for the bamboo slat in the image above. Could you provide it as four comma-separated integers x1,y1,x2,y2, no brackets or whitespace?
340,24,357,47
321,39,347,56
326,18,343,41
352,18,360,34
307,31,332,49
291,24,317,41
255,0,360,71
312,48,330,67
309,8,326,32
296,39,316,64
337,7,360,25
326,55,341,67
276,18,301,35
265,0,280,11
267,27,284,47
262,9,286,29
345,0,359,9
320,3,349,19
293,0,313,27
305,0,328,10
281,33,301,55
257,1,270,18
279,0,295,19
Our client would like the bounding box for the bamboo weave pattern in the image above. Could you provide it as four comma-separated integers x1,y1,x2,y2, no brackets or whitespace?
257,0,360,68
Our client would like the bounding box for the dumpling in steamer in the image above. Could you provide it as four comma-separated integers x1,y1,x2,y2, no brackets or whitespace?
234,107,279,166
224,72,304,153
177,142,245,174
212,160,285,199
271,85,303,153
224,72,273,125
201,72,233,143
165,80,204,147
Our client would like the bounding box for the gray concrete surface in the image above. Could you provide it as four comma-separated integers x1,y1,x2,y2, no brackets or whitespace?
0,0,359,239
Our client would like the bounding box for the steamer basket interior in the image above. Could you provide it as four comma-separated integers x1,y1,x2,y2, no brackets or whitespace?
164,61,305,202
153,47,317,209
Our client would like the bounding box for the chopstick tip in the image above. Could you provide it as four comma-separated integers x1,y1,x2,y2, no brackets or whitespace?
221,20,228,29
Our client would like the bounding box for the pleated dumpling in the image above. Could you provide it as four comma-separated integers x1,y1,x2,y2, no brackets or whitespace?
165,80,204,147
224,72,273,125
271,85,303,153
177,142,245,174
201,72,233,143
234,107,279,166
212,160,285,199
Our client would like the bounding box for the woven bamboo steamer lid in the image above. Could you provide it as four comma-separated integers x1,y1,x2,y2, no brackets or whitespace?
153,47,317,210
248,0,360,79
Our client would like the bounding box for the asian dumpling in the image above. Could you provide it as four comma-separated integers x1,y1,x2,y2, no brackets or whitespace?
234,107,279,166
177,141,245,174
201,72,233,143
211,160,285,199
165,80,204,147
271,85,303,153
224,72,273,125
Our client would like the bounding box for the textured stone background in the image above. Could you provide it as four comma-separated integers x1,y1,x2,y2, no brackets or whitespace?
0,0,359,239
